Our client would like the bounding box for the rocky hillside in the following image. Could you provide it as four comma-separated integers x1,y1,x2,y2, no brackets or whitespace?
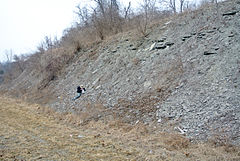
1,0,240,145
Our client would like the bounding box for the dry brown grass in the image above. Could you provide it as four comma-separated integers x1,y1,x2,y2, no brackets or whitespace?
132,58,141,66
163,134,190,150
0,97,140,160
0,96,240,160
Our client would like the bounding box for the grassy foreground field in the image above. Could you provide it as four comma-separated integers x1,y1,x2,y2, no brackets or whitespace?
0,97,239,160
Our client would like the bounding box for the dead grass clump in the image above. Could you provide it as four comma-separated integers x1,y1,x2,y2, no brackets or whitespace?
107,120,133,133
73,102,106,125
108,121,150,137
39,106,56,116
223,144,239,153
210,134,230,147
130,122,149,136
63,113,82,126
208,127,235,147
164,134,190,150
154,57,184,95
35,103,104,127
132,58,140,66
37,106,83,126
208,129,239,154
109,120,126,129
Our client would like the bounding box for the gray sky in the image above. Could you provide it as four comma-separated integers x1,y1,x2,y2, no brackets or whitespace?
0,0,141,62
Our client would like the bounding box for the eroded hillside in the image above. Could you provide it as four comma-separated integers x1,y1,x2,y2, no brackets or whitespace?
1,0,240,145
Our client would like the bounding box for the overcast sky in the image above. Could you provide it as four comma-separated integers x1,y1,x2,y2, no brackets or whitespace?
0,0,142,62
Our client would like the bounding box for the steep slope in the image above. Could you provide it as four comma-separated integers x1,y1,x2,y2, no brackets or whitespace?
155,0,240,144
50,0,240,144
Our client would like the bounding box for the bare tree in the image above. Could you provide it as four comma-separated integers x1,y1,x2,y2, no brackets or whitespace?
184,0,190,10
89,0,123,39
183,0,197,11
44,36,53,50
5,49,13,63
2,50,18,81
37,36,58,53
169,0,177,13
123,2,131,20
0,62,3,75
75,4,90,27
108,0,121,32
93,0,107,17
92,8,105,40
179,0,185,13
0,63,4,83
137,0,157,36
13,55,25,72
160,0,176,13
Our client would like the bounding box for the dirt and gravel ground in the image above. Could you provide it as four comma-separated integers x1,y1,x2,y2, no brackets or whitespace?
0,97,140,160
1,96,240,160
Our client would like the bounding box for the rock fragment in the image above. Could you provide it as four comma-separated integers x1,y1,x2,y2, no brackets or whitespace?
204,51,217,55
165,42,174,46
223,10,239,16
155,43,167,49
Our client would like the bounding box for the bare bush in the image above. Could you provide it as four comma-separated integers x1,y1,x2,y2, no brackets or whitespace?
13,55,25,73
61,28,84,51
2,50,27,82
37,36,60,53
37,47,74,89
74,0,124,40
93,0,123,38
159,0,177,13
75,3,90,27
135,0,158,36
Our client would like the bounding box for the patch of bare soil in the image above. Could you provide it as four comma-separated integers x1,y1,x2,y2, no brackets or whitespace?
0,97,239,160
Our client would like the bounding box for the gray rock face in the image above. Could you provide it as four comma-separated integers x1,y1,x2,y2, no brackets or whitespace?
155,0,240,144
50,0,240,145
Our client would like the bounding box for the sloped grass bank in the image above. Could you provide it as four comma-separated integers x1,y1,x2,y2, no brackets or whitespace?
0,97,239,160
